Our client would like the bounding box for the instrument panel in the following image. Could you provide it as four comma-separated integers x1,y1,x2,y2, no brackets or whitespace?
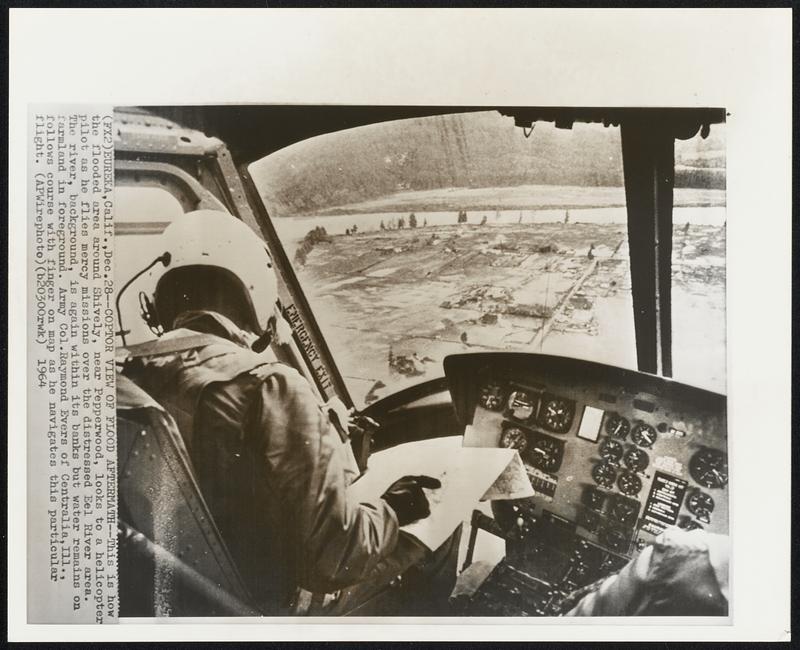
444,352,728,614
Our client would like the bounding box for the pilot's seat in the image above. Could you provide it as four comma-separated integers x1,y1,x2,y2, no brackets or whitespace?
116,372,259,616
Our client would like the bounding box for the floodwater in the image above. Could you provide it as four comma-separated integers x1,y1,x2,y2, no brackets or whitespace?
295,219,726,405
113,184,726,404
275,204,727,255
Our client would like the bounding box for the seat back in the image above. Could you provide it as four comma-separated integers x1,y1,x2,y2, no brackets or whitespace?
117,373,257,616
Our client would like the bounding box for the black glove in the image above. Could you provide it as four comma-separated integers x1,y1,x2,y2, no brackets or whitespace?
381,475,441,526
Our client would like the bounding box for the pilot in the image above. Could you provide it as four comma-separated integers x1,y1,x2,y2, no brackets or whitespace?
124,209,460,615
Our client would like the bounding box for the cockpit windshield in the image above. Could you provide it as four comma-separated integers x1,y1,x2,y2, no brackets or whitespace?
250,111,725,407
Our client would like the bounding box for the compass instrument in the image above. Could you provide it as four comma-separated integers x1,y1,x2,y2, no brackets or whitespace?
689,448,728,489
631,422,657,448
604,413,630,440
623,447,649,473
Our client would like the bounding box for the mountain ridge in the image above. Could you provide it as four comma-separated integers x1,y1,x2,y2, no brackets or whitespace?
251,111,725,217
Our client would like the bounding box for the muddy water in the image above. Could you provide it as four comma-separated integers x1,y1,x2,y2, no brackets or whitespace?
297,219,725,406
275,205,726,257
113,185,726,403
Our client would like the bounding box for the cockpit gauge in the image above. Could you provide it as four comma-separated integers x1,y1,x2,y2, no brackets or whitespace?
604,413,630,440
623,447,649,473
500,426,528,452
525,433,563,473
616,471,643,497
686,491,715,523
539,394,575,433
577,508,601,533
679,516,705,531
479,383,505,411
507,390,536,421
600,526,629,554
689,448,728,489
582,486,606,511
591,461,617,489
631,422,657,448
609,495,640,525
599,438,624,464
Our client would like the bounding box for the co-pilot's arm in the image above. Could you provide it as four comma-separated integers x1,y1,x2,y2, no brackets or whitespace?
564,546,653,616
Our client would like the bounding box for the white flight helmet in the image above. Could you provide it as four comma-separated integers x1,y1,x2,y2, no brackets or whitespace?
148,209,278,336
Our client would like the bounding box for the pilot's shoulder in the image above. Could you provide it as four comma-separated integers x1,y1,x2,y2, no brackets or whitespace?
248,361,312,397
252,364,324,424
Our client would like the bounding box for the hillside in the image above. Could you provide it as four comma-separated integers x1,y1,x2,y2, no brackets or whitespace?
251,111,725,217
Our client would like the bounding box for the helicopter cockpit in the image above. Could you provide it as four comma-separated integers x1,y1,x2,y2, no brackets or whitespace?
112,105,727,617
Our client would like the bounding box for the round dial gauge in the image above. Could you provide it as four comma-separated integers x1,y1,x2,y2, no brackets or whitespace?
623,447,649,473
604,413,630,439
600,526,629,553
527,436,561,472
500,427,528,452
507,390,536,421
539,395,575,433
609,497,639,525
631,423,657,448
689,448,728,489
686,491,715,523
591,461,618,488
582,486,606,511
599,438,624,463
479,384,504,411
617,472,643,496
578,509,600,533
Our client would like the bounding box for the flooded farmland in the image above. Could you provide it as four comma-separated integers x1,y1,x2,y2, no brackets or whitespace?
286,205,726,406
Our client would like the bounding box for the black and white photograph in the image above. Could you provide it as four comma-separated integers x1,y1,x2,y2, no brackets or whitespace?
112,104,728,618
8,7,791,643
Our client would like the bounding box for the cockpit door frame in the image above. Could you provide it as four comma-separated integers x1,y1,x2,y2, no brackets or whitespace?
619,114,723,378
214,151,354,408
621,121,676,377
114,108,353,406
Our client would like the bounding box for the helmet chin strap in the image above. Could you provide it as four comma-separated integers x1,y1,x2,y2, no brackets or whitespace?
272,310,295,347
251,303,293,353
250,319,275,353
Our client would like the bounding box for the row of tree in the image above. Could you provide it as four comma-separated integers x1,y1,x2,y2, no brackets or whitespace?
293,226,331,266
379,213,430,230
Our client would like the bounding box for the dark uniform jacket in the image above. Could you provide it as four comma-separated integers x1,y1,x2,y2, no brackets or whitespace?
132,311,400,613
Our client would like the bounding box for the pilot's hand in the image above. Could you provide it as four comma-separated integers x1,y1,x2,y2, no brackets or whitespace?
381,475,441,526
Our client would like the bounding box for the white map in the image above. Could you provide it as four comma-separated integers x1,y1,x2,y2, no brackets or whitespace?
348,435,533,550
